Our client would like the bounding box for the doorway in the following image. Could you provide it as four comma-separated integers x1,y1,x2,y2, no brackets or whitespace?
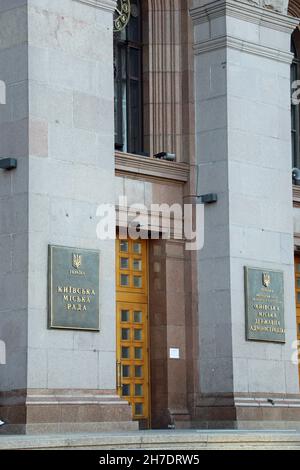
116,238,150,428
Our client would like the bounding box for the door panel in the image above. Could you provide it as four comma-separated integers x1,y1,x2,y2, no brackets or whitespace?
116,302,149,421
116,238,150,426
116,239,147,297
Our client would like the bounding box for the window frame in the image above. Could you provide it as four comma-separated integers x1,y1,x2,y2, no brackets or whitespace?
292,34,300,169
114,0,144,156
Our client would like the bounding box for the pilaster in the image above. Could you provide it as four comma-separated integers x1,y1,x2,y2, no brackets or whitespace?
0,0,135,433
191,0,300,427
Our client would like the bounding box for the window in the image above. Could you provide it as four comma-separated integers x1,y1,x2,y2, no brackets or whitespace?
292,32,300,169
114,0,144,155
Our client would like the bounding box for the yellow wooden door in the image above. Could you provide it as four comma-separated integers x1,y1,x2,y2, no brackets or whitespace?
116,238,150,427
295,256,300,381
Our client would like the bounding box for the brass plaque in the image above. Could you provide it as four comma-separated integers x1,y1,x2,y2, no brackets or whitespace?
245,267,285,343
48,245,100,331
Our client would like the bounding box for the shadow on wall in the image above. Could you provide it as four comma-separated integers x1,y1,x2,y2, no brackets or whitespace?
0,80,6,105
0,340,6,365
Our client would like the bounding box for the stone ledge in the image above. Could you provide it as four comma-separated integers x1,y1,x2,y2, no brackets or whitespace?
0,389,128,406
196,392,300,408
193,35,293,63
0,421,138,436
115,151,189,184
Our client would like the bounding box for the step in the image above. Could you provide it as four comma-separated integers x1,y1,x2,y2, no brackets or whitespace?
0,430,300,450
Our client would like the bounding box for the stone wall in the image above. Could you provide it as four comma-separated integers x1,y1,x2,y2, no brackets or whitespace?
0,0,29,394
26,0,116,393
0,0,135,432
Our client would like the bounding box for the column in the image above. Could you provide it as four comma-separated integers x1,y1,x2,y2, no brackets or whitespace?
191,0,300,427
0,0,135,433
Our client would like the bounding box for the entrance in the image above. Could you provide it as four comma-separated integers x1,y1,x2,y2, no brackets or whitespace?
116,238,150,428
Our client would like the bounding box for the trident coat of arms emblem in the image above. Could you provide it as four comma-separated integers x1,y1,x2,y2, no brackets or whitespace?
72,253,82,270
262,272,271,288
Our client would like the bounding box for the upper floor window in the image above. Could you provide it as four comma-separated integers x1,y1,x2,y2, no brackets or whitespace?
292,31,300,169
114,0,144,155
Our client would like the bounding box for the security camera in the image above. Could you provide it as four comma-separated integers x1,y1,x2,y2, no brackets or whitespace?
293,168,300,186
154,152,176,162
129,222,141,231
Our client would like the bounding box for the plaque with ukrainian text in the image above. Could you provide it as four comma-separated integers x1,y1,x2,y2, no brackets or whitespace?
244,267,285,343
48,245,100,331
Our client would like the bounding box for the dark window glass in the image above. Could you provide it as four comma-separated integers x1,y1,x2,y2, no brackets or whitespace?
114,0,143,155
291,35,300,169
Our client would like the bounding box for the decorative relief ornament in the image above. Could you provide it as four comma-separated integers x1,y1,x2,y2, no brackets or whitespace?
244,0,288,14
114,0,131,32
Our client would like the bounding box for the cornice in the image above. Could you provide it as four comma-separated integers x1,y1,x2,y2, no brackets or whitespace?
190,0,299,33
115,151,190,184
193,34,294,63
73,0,117,12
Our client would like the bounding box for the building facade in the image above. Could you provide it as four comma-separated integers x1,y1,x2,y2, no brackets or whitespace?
1,0,300,432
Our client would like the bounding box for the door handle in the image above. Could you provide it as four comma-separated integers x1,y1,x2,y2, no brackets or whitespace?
116,361,122,390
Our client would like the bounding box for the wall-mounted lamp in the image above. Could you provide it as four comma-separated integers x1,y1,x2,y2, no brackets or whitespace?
0,158,17,171
198,193,218,204
154,152,176,162
293,168,300,186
